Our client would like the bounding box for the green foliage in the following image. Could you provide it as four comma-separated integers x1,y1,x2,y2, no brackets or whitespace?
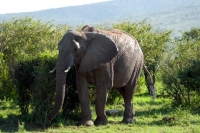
1,17,200,129
0,52,16,99
0,17,79,126
88,85,122,105
18,121,26,132
12,53,79,126
162,107,191,126
13,59,36,114
177,60,200,98
13,54,56,125
162,27,200,106
1,93,200,132
107,89,122,105
0,17,70,100
0,17,68,63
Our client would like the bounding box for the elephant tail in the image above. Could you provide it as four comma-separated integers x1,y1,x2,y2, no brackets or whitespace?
143,65,156,101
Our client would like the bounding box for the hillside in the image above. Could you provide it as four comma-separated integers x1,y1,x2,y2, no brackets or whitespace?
0,0,200,34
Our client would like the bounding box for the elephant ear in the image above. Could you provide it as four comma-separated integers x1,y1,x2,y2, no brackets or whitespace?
79,32,118,73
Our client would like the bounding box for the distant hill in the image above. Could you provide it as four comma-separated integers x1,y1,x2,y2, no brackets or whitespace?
0,0,200,35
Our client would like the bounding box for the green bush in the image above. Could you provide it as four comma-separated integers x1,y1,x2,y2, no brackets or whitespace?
88,85,122,105
179,60,200,95
13,59,37,114
4,17,200,126
177,60,200,102
162,27,200,106
13,53,79,126
0,52,16,99
162,62,200,105
0,17,70,100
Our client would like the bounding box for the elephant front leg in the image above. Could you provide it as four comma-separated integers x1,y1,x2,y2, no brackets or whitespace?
94,85,109,126
77,83,93,126
76,73,93,126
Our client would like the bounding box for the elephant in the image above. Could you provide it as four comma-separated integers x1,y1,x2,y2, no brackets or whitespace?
48,25,144,126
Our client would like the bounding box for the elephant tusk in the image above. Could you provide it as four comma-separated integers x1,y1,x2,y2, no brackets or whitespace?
50,67,56,73
64,66,71,73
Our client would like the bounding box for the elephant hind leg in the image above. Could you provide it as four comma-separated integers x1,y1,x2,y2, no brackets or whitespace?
121,83,136,124
118,86,135,123
117,78,137,123
121,62,143,124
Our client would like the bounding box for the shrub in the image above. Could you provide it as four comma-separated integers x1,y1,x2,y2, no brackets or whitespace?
13,59,37,114
13,53,79,126
162,27,200,106
0,17,70,100
162,64,200,105
178,60,200,101
0,52,16,99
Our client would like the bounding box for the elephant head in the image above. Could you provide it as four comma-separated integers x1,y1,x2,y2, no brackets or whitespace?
48,30,118,120
81,25,99,32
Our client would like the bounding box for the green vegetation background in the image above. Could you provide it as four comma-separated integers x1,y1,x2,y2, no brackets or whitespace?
0,17,199,132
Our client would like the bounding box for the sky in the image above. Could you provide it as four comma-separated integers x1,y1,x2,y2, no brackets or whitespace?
0,0,110,14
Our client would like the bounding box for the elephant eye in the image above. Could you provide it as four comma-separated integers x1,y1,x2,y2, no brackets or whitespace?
74,48,77,52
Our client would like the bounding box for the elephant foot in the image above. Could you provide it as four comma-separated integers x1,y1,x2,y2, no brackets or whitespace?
94,117,108,126
121,116,136,124
77,120,94,126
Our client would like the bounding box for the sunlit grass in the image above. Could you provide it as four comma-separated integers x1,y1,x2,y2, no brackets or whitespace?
0,93,200,133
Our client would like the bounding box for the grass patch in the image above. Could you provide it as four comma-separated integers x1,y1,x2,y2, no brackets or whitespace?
0,93,200,133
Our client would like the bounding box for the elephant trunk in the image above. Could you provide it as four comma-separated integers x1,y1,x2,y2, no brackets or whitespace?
48,65,69,120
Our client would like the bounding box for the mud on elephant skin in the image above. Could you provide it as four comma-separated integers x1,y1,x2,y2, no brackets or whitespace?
48,25,145,126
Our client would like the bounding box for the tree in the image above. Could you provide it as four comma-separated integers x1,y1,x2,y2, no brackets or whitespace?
0,17,70,99
162,27,200,105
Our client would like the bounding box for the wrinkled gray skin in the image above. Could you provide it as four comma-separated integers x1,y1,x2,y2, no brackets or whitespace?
48,25,144,126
